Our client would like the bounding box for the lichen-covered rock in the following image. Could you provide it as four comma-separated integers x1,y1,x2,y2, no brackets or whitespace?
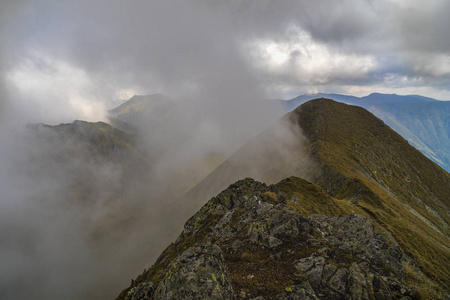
119,178,414,300
125,282,156,300
153,239,235,299
276,282,318,299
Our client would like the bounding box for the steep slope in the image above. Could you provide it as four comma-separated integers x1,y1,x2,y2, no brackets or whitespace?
25,120,153,233
119,178,416,300
285,93,439,110
2,121,164,300
361,93,439,105
107,94,229,193
363,101,450,170
107,93,289,195
291,101,450,288
29,120,148,164
109,94,175,130
285,93,360,111
183,116,316,207
185,99,450,292
285,93,450,171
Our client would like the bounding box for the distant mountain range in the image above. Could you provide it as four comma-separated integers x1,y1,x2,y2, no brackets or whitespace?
283,93,440,111
284,93,450,172
118,99,450,299
109,92,450,173
106,93,449,298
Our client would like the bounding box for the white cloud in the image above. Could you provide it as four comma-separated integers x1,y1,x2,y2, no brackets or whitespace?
410,54,450,77
246,25,378,87
5,51,107,124
115,88,141,100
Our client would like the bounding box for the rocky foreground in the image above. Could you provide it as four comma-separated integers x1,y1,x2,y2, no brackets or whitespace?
117,177,417,300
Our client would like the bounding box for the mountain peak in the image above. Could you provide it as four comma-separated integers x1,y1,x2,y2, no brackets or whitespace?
118,177,414,299
367,92,397,96
362,93,438,104
128,93,169,102
180,98,449,295
108,94,175,129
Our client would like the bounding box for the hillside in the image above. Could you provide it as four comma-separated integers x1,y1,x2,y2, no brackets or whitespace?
180,99,449,295
285,93,450,171
1,121,169,299
107,94,286,194
109,94,175,129
364,101,450,170
29,120,147,163
292,100,450,289
25,121,154,236
119,178,418,299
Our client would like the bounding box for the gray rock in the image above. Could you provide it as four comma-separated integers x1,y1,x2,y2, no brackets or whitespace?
322,263,337,283
271,218,300,237
306,265,323,286
349,262,369,300
232,239,241,251
125,282,156,300
122,178,413,300
276,282,318,299
295,256,325,273
328,268,348,294
268,236,283,248
153,240,235,299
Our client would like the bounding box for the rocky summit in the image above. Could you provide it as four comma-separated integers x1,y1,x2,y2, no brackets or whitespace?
118,178,415,300
185,99,450,295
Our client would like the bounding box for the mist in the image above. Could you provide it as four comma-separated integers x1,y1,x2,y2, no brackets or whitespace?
0,63,285,300
0,1,288,299
1,0,449,299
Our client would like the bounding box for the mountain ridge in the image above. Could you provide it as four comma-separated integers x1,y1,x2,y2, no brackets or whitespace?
177,99,449,294
118,177,420,299
110,92,449,172
284,93,450,171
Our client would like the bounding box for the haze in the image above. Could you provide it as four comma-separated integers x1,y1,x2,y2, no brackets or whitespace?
0,1,449,299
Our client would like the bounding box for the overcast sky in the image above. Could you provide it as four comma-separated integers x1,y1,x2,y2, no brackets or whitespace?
1,0,449,123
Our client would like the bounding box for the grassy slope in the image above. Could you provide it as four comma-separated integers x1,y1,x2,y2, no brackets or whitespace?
365,102,450,171
116,177,354,300
288,99,450,289
286,94,450,172
117,174,447,299
116,99,449,298
45,121,147,162
184,100,450,290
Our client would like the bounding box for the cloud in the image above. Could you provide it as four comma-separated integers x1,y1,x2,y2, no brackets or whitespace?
245,25,379,91
6,51,107,124
394,0,450,53
2,0,450,109
0,1,449,299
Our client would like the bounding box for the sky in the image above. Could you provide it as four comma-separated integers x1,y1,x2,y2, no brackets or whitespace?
0,0,449,124
0,1,449,299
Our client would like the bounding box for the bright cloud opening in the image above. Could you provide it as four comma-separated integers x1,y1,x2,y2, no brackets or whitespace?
246,26,378,86
6,51,107,124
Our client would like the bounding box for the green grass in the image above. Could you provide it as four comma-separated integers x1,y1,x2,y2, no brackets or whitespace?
287,99,450,293
116,99,449,299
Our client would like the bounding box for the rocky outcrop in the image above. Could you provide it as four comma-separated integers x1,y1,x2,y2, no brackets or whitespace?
119,178,414,300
